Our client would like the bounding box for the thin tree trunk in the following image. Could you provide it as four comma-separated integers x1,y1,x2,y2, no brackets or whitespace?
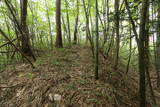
73,0,79,44
156,1,160,88
138,0,149,106
82,0,94,57
102,0,110,47
126,24,132,74
65,0,71,44
114,0,120,69
0,29,35,68
20,0,36,60
125,0,139,45
55,0,63,48
95,0,99,80
45,0,53,50
145,3,157,105
61,15,67,44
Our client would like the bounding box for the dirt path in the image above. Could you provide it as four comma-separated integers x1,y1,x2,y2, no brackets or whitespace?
0,45,139,107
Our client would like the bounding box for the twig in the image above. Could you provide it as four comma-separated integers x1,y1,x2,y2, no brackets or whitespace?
0,38,17,48
0,83,24,88
0,29,35,68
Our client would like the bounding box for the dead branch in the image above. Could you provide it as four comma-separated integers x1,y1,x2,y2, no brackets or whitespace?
0,29,35,68
0,38,17,48
0,51,15,53
0,83,24,88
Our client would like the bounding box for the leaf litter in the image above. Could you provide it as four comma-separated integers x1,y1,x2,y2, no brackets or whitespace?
0,45,141,107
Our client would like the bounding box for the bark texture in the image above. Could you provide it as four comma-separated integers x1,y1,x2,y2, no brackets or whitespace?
55,0,63,48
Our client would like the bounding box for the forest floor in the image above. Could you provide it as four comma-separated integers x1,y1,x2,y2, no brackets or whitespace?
0,45,159,107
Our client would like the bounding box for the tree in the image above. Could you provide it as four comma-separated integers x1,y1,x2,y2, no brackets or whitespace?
95,0,99,80
45,0,53,50
65,0,71,44
55,0,63,48
0,28,35,68
138,0,149,106
156,0,160,88
73,0,79,44
124,0,139,44
114,0,120,69
82,0,94,57
20,0,36,60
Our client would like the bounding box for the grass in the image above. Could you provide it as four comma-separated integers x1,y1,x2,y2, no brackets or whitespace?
34,47,72,68
18,73,34,78
87,98,98,103
50,59,63,66
35,59,46,65
67,82,76,89
0,65,5,72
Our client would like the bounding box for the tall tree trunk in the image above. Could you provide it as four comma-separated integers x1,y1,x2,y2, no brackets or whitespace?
45,0,53,50
55,0,63,48
101,0,107,46
114,0,120,69
61,15,67,44
73,0,79,44
28,1,35,49
102,0,110,47
138,0,149,106
20,0,36,60
145,2,157,105
82,0,90,44
65,0,71,44
156,1,160,88
95,0,99,80
126,24,132,74
125,0,139,44
82,0,94,57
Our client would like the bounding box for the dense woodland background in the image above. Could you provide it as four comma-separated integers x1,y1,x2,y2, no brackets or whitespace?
0,0,160,107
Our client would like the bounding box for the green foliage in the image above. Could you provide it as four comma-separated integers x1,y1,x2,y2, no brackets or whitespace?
18,73,34,78
78,79,88,85
0,65,5,72
87,98,98,103
35,59,45,65
67,82,76,89
50,59,62,66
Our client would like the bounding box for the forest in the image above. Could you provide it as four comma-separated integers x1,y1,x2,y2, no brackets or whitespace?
0,0,160,106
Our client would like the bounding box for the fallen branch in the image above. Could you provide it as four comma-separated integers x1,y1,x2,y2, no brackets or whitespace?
0,51,15,53
0,29,35,68
0,38,17,48
0,83,24,88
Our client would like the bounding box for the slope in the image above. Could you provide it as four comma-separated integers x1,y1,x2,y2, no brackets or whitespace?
0,45,139,107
